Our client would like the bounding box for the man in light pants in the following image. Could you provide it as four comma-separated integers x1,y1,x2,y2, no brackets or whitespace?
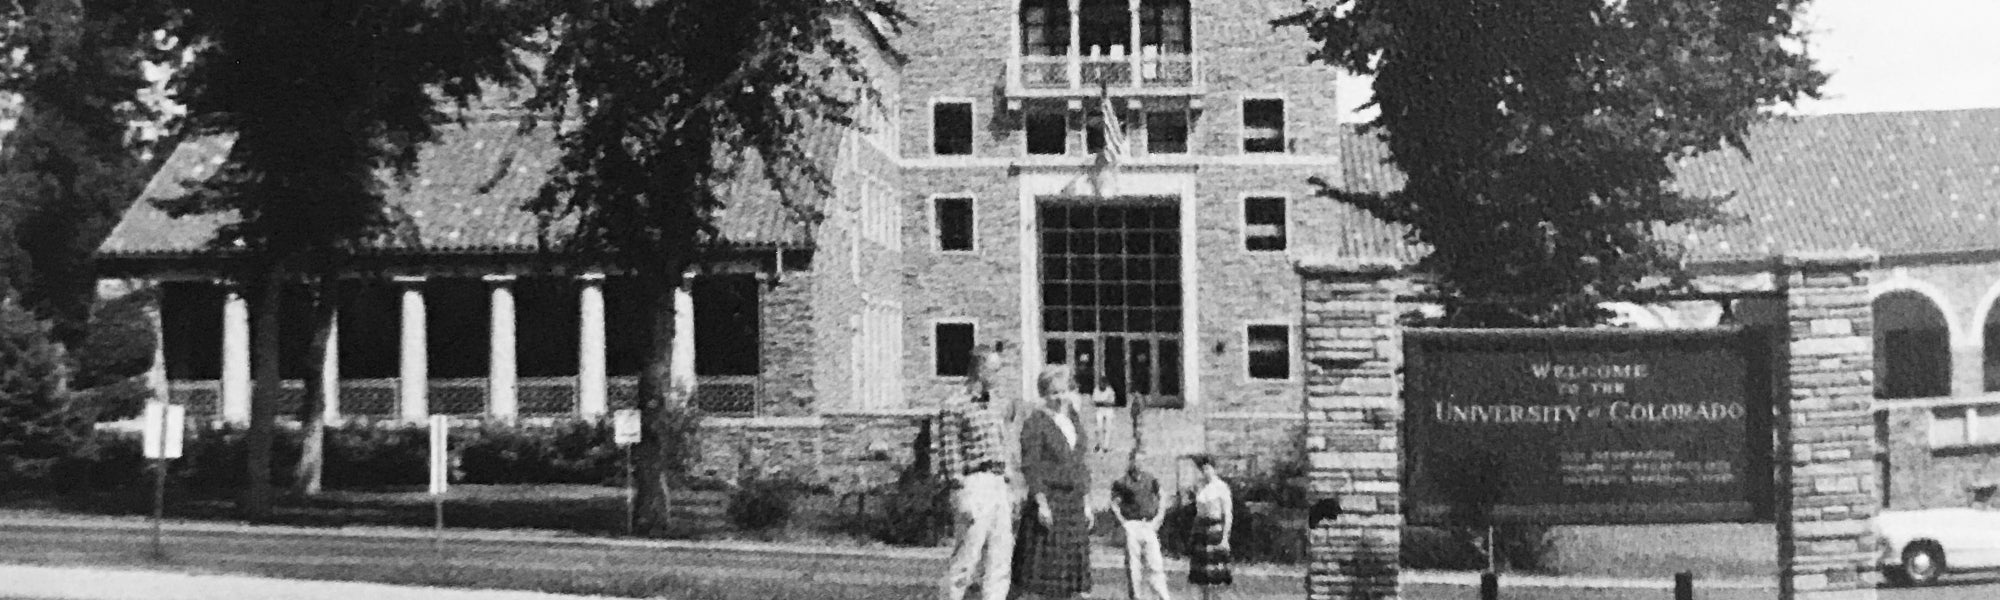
935,349,1014,600
1110,448,1171,600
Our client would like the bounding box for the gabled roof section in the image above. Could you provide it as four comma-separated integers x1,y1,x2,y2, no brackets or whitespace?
98,119,824,259
1333,108,2000,264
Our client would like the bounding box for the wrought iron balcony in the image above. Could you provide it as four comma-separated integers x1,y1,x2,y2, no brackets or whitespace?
1006,52,1204,107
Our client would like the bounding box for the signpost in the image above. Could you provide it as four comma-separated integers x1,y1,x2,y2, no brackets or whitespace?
141,402,184,560
428,414,448,552
1403,328,1773,525
613,409,641,536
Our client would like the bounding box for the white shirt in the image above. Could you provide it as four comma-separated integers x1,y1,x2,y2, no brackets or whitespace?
1046,406,1078,449
1196,477,1232,519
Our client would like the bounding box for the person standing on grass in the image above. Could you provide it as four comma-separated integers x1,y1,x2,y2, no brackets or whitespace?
1186,454,1234,599
934,349,1016,600
1110,448,1171,600
1013,365,1094,600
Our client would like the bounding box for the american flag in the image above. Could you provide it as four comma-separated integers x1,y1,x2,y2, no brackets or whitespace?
1091,86,1127,196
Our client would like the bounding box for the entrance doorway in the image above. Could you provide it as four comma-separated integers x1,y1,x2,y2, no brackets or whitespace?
1038,198,1183,408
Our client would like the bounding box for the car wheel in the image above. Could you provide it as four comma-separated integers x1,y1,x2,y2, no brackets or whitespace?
1897,542,1946,586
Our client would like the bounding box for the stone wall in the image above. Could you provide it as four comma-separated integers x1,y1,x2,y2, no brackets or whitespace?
692,411,931,495
761,273,816,416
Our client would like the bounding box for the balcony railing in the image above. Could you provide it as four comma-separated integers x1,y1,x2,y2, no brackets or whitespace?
1008,52,1203,100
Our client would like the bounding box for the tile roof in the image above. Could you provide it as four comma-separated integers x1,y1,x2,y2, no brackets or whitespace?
1334,108,2000,264
98,119,821,259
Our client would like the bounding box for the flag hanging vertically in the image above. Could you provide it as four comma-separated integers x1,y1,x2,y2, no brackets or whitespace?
1090,85,1128,197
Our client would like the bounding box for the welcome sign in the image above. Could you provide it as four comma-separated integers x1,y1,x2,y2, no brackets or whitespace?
1403,328,1775,525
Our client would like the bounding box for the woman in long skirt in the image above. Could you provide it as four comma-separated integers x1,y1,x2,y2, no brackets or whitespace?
1013,365,1093,600
1187,454,1234,598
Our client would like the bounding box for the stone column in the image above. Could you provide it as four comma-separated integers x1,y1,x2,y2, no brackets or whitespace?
487,274,519,420
672,276,697,397
221,284,252,424
321,310,340,421
1066,0,1082,88
1778,250,1882,600
1296,256,1405,600
396,276,428,422
577,273,608,418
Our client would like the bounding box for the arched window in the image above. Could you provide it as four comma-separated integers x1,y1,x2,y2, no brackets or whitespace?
1874,290,1951,399
1078,0,1129,55
1021,0,1071,56
1140,0,1190,54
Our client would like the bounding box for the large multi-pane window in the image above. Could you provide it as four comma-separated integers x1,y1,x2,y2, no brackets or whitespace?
1040,201,1182,408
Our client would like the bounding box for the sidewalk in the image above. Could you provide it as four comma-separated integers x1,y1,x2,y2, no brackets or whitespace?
0,512,1773,592
0,564,623,600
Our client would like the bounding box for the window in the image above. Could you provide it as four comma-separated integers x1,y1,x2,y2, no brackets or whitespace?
1244,196,1287,251
1021,0,1071,56
1243,98,1286,153
933,101,973,156
1932,404,2000,448
694,275,760,376
1078,0,1130,55
1027,112,1067,155
936,322,976,377
1146,111,1187,154
936,197,975,251
1139,0,1190,54
1246,324,1290,380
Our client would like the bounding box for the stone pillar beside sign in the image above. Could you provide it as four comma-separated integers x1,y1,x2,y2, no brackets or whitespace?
1296,256,1405,600
1777,250,1881,600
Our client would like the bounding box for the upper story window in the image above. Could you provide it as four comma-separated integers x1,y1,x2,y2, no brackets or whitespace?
1078,0,1130,55
1146,110,1187,154
936,197,975,252
1139,0,1190,54
1244,196,1287,251
1027,112,1068,155
933,101,973,156
1022,0,1071,56
1247,324,1292,380
1243,98,1286,153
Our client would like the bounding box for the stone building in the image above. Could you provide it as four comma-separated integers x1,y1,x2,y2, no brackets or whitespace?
96,1,2000,497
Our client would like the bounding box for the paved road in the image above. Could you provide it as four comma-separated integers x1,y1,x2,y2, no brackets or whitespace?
1,517,1994,599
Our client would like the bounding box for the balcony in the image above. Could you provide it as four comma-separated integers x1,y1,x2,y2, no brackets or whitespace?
1006,51,1204,108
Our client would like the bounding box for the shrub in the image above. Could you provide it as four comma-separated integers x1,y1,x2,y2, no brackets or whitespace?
856,475,953,546
71,291,157,392
457,420,620,485
725,475,809,531
1399,524,1556,572
1158,488,1307,564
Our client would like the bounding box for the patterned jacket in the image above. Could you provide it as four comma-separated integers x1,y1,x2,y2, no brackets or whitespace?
933,392,1010,484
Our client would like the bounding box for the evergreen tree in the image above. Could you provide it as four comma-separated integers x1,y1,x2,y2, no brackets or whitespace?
0,293,80,487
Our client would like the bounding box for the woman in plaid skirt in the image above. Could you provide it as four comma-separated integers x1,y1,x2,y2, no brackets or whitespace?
1013,365,1093,599
1186,454,1234,597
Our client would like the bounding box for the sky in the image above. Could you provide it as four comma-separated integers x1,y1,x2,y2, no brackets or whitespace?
1335,0,2000,122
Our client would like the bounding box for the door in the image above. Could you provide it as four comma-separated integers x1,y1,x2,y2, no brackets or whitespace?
1038,199,1183,408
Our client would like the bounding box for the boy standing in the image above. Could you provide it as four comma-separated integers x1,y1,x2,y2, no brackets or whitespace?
1109,450,1171,600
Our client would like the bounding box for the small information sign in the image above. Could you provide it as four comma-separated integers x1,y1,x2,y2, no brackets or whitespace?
613,409,642,446
142,403,185,460
428,415,449,495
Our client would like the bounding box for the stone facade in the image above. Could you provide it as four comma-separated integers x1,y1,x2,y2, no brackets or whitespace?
1876,398,2000,511
1777,251,1883,600
693,410,931,495
1297,256,1405,600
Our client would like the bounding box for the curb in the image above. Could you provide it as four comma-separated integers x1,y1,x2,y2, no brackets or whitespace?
0,513,1775,590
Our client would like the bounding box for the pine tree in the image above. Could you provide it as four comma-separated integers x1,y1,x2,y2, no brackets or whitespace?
0,293,81,487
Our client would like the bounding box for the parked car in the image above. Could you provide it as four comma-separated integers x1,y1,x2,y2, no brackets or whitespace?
1873,484,2000,586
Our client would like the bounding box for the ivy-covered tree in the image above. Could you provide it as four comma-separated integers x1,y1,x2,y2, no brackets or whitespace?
526,0,903,534
158,0,531,515
1278,0,1828,326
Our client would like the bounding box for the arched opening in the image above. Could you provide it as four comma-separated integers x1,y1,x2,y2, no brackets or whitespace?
1020,0,1071,57
1874,290,1951,399
1983,295,2000,392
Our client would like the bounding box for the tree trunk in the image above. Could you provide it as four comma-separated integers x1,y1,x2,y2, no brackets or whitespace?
242,266,282,519
293,286,336,496
633,267,687,536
